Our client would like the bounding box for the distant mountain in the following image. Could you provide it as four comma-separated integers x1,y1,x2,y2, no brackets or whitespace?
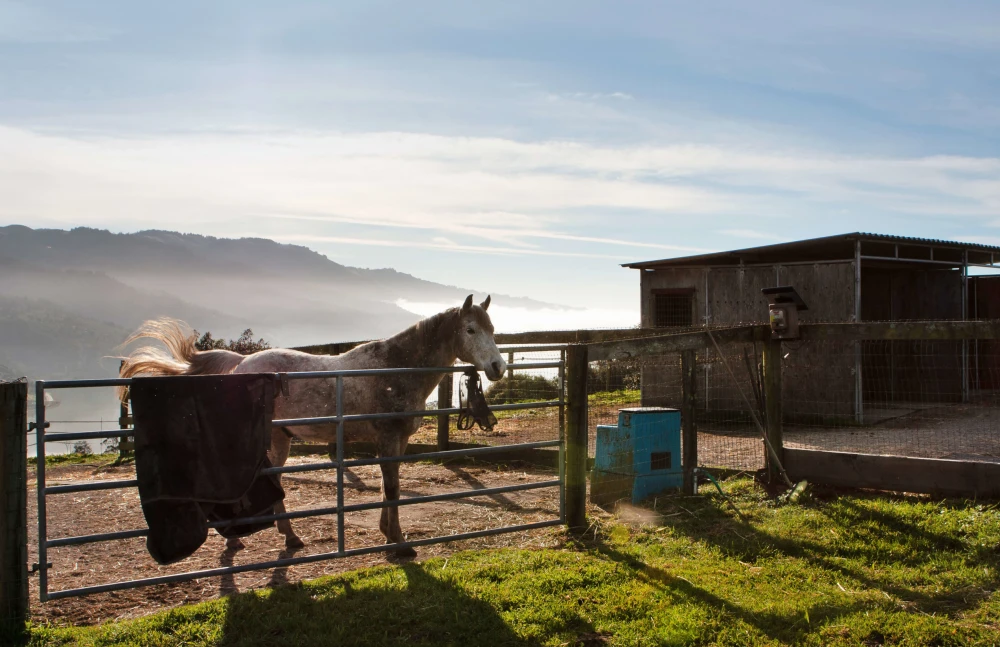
0,225,558,384
0,295,128,381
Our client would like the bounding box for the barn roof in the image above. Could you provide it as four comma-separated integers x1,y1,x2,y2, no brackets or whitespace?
623,232,1000,270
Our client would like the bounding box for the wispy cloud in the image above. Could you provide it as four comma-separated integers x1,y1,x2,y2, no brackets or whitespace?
264,212,709,253
3,127,998,234
266,234,627,259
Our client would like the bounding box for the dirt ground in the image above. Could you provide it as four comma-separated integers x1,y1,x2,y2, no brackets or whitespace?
28,456,563,626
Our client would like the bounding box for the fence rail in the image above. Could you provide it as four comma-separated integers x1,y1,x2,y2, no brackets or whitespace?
577,320,1000,497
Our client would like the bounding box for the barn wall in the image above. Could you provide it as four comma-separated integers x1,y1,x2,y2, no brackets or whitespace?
639,268,707,407
638,262,858,421
970,276,1000,390
861,267,963,403
779,263,856,420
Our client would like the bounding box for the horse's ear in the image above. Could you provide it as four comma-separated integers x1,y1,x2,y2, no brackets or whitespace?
481,295,491,311
462,294,474,311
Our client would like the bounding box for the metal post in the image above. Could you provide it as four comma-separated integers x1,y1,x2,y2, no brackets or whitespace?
335,376,345,555
564,345,588,531
557,350,566,521
1,379,28,635
117,360,132,461
436,373,452,451
762,339,783,483
34,381,48,601
704,268,711,408
962,251,969,402
681,350,698,495
854,240,864,424
506,351,514,402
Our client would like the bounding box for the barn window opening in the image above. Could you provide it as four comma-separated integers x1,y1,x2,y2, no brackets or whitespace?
653,291,694,327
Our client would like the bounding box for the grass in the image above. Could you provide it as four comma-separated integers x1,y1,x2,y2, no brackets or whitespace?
588,389,641,408
21,477,1000,646
27,452,120,467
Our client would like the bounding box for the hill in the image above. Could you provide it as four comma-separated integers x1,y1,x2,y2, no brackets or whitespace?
0,225,557,383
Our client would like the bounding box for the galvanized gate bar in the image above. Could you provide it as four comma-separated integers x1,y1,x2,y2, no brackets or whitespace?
44,519,562,601
261,460,339,476
341,441,560,467
45,479,562,549
279,362,561,380
39,361,562,391
274,400,561,428
43,430,130,442
335,375,345,555
45,480,138,495
34,380,49,600
42,442,561,497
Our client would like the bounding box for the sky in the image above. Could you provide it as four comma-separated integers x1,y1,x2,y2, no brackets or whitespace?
2,1,999,323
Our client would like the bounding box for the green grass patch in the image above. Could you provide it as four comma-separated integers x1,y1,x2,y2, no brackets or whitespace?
22,478,1000,646
27,452,119,467
588,389,640,408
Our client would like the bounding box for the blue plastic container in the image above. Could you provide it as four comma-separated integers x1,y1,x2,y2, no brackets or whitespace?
591,407,682,505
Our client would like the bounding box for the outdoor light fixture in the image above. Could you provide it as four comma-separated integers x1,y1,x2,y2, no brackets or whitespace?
761,286,808,340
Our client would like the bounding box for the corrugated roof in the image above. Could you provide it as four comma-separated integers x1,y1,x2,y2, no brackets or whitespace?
623,232,1000,269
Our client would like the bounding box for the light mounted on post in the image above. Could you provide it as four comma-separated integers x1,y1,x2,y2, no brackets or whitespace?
761,286,808,340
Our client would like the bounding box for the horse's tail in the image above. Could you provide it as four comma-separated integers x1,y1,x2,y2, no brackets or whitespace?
117,318,245,400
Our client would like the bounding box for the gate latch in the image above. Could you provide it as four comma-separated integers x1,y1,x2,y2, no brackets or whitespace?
30,562,52,574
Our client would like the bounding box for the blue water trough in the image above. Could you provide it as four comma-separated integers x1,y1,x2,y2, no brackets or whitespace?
590,407,683,506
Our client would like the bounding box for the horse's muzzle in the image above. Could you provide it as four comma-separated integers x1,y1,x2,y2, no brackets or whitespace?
485,360,505,381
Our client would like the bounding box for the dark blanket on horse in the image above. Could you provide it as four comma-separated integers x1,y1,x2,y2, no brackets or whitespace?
130,374,285,565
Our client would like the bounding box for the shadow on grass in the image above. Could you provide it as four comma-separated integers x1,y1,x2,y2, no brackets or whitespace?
601,483,1000,634
216,561,593,647
587,537,881,645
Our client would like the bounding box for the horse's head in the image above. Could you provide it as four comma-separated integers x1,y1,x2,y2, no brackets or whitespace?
455,294,506,381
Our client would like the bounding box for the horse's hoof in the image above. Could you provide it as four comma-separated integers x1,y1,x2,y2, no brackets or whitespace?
285,536,305,549
393,546,417,559
226,538,245,552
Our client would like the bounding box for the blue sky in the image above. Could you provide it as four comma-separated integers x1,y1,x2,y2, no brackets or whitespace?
2,1,999,320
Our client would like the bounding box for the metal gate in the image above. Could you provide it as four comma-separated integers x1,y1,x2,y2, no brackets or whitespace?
32,357,565,601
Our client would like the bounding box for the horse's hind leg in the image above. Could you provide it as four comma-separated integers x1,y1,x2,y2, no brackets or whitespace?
225,428,303,551
378,434,416,558
270,429,304,548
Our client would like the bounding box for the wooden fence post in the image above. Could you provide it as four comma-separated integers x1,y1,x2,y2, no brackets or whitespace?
437,373,453,451
565,344,589,531
1,379,28,637
681,350,698,495
762,339,783,483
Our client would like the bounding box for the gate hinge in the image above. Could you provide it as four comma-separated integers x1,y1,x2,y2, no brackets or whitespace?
30,562,52,573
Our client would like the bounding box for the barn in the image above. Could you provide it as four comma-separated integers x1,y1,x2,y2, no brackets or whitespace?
624,232,1000,424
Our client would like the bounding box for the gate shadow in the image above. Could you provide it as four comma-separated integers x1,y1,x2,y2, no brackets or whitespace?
218,561,594,647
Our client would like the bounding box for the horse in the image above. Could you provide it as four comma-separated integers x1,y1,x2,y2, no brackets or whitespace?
119,295,506,557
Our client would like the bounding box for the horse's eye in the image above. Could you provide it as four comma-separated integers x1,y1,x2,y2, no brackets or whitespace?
466,327,475,335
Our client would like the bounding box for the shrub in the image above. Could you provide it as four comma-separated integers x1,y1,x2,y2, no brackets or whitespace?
485,373,561,404
193,328,271,355
588,358,641,392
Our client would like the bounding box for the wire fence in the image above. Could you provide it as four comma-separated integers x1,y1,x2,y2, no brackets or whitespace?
783,339,1000,463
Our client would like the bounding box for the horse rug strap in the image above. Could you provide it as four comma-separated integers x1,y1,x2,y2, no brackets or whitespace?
458,369,498,432
130,373,285,565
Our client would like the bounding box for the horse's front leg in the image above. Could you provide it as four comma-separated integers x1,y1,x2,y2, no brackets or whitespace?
378,433,416,558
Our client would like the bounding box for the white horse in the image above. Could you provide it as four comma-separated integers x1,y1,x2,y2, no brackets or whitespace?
120,295,506,557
